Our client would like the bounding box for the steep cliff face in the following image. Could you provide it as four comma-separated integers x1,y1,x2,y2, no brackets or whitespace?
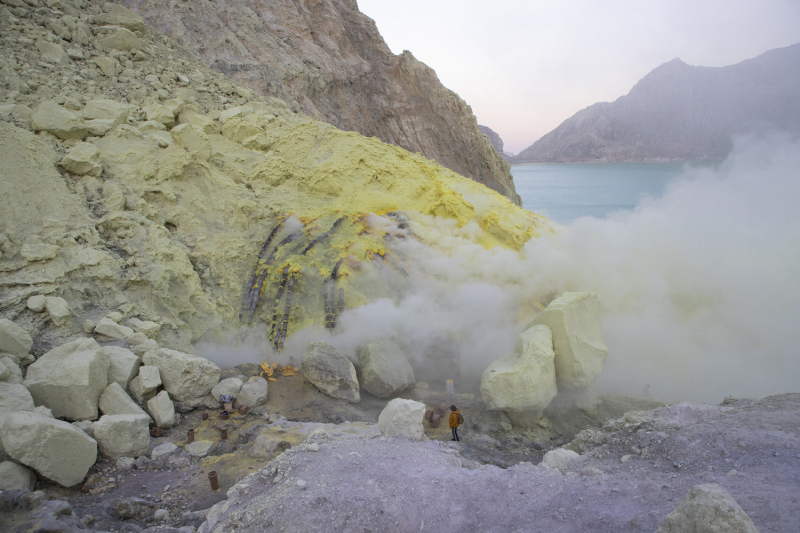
119,0,520,204
513,43,800,163
478,125,505,156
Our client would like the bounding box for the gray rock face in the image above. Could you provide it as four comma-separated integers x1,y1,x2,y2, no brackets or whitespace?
0,461,38,491
0,318,33,358
1,411,97,487
358,339,415,398
479,125,505,156
657,483,759,533
119,0,520,204
513,43,800,163
23,337,110,421
142,348,220,402
93,414,150,460
302,341,360,403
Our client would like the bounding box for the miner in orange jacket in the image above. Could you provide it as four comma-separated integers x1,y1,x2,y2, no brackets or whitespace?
449,405,462,441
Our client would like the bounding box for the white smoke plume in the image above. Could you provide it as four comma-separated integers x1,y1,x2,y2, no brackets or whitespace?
200,135,800,404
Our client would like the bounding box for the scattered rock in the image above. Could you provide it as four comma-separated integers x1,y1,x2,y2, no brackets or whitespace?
151,442,178,459
95,3,146,34
116,498,155,521
0,411,97,487
105,346,142,388
99,381,151,420
530,292,607,390
0,461,37,491
60,142,102,176
542,448,580,470
142,348,220,402
44,296,71,326
35,40,71,65
0,356,23,384
100,28,142,52
23,337,109,421
358,339,415,398
30,101,86,140
116,457,135,471
94,414,150,460
302,341,360,403
26,295,47,312
147,390,175,429
20,243,60,262
154,508,169,521
236,377,269,408
129,366,161,402
657,483,759,533
143,103,175,128
185,440,213,458
126,318,161,338
94,317,134,340
0,319,33,358
480,324,557,426
377,398,426,440
211,377,243,403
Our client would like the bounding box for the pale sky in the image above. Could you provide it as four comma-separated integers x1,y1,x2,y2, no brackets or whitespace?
357,0,800,154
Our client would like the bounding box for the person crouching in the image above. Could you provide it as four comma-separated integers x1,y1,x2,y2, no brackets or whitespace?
449,405,463,441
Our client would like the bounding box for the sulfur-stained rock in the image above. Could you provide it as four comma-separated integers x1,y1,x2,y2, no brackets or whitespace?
95,3,146,34
94,317,134,340
147,391,175,429
35,40,71,65
26,295,46,312
100,28,142,52
143,104,175,128
302,341,360,403
480,324,557,425
94,56,118,78
378,398,426,440
93,414,150,460
44,296,71,326
132,339,158,356
60,142,102,176
125,318,160,338
222,117,264,144
105,346,141,388
142,348,220,402
86,119,117,137
20,243,60,262
82,99,130,127
99,382,150,420
170,124,211,158
23,337,109,421
358,339,415,398
30,101,86,140
530,292,607,390
0,319,33,359
0,411,97,487
235,377,269,408
657,483,759,533
211,377,243,402
0,461,38,491
128,366,161,402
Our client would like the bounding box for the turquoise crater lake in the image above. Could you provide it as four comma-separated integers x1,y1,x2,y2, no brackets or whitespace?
511,163,687,224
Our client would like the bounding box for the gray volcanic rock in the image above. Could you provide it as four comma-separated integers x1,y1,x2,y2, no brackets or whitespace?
120,0,520,204
478,125,505,156
514,43,800,162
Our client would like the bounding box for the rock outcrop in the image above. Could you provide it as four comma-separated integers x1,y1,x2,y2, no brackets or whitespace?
120,0,520,204
479,125,505,157
480,324,557,425
513,43,800,162
302,341,360,403
0,411,97,487
657,483,759,533
377,398,426,440
358,339,415,398
23,338,109,421
530,293,607,390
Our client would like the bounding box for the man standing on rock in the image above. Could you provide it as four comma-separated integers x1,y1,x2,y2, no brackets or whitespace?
449,405,462,441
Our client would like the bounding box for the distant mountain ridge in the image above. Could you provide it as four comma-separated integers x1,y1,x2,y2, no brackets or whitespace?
512,43,800,163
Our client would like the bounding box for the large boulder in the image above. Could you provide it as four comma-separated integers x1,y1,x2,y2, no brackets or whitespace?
99,28,142,52
236,377,269,408
0,382,36,453
0,461,38,491
94,317,134,340
302,341,360,403
94,414,150,460
147,391,175,429
105,346,142,388
44,296,71,326
480,324,557,425
125,318,160,338
60,142,102,176
0,318,33,358
128,366,161,402
358,339,415,398
95,3,146,33
0,411,97,487
142,348,220,402
657,483,759,533
82,98,130,126
530,292,607,390
98,382,151,421
30,101,86,140
35,40,71,65
210,377,243,402
377,398,426,440
23,338,109,421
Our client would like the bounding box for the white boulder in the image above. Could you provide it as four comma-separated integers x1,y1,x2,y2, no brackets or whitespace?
26,295,47,312
93,414,150,460
99,382,151,420
151,442,178,459
377,398,426,440
0,318,33,358
44,296,71,326
358,339,415,398
23,337,109,421
142,348,220,402
211,377,243,402
105,346,142,388
542,448,580,470
657,483,759,533
530,292,608,390
185,440,213,458
0,382,35,453
128,366,161,402
0,411,97,487
480,324,557,425
302,341,360,402
94,317,134,340
235,377,269,408
0,461,38,491
147,390,175,429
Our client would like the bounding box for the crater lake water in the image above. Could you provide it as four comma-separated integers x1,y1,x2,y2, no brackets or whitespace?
511,163,687,224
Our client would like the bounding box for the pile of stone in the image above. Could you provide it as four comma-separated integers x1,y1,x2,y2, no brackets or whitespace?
480,292,608,427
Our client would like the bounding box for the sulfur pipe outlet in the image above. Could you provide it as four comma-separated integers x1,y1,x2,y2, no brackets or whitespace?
220,428,228,440
208,471,219,491
187,429,195,443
